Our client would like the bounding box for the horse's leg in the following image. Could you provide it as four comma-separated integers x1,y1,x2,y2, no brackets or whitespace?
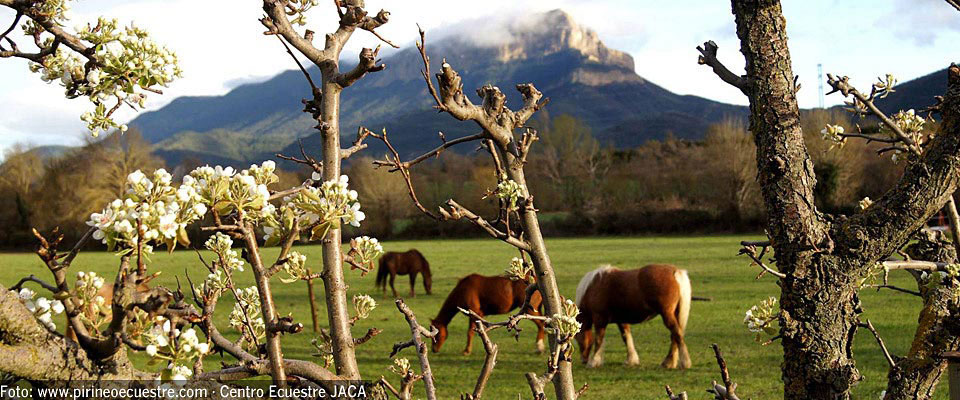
586,321,607,368
533,318,546,354
578,328,594,364
389,272,398,298
618,324,640,366
409,272,417,297
660,309,682,369
464,311,482,356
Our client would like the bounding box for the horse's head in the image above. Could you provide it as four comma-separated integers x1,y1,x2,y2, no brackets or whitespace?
430,319,447,353
424,275,433,295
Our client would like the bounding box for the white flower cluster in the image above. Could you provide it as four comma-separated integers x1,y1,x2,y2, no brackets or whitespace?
310,335,334,368
820,124,846,149
190,162,277,220
88,169,207,252
229,286,266,352
30,15,181,136
545,299,582,341
921,264,960,302
873,74,897,99
278,251,310,284
388,358,412,376
890,109,926,139
73,271,109,334
288,174,365,240
349,236,384,271
22,0,73,36
858,197,873,210
496,180,524,210
744,297,779,342
286,0,322,26
204,232,245,273
143,317,209,382
14,288,64,331
353,294,377,320
504,257,533,281
858,262,887,290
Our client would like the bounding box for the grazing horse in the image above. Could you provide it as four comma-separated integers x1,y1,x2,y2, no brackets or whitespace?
376,250,432,297
575,264,692,369
430,274,545,355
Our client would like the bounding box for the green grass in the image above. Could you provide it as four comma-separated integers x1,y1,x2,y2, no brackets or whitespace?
0,236,935,399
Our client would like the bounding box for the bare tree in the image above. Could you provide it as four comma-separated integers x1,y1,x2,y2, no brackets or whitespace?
698,0,960,398
370,28,582,400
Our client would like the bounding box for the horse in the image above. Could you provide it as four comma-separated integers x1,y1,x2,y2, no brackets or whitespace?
574,264,692,369
430,274,545,355
375,250,433,298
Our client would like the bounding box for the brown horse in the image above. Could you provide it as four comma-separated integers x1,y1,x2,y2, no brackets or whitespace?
376,250,432,297
430,274,545,355
574,264,691,369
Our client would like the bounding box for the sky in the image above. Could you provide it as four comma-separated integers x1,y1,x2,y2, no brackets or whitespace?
1,0,958,153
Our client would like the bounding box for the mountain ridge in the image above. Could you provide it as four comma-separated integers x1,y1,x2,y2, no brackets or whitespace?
132,9,747,165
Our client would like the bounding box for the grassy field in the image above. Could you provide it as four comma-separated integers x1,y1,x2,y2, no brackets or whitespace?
0,235,935,399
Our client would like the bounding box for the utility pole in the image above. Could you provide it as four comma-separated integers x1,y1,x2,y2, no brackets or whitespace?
818,63,825,109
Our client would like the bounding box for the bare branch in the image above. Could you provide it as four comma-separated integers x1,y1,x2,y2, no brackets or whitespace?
707,344,741,400
738,243,786,279
392,299,437,400
665,385,689,400
335,46,385,88
697,41,748,94
859,319,896,368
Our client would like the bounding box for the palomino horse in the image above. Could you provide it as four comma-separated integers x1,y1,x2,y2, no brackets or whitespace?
430,274,545,355
376,250,433,297
575,264,692,369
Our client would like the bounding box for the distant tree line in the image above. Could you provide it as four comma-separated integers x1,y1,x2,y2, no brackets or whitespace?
0,110,909,248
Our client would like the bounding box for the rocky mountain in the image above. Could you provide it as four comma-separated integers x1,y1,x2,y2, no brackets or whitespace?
131,9,748,166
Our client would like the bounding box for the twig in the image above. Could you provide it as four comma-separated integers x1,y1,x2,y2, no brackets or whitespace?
665,385,689,400
859,319,896,368
697,41,748,94
393,299,437,400
706,344,740,400
738,244,786,279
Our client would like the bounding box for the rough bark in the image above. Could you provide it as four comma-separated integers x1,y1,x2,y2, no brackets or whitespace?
724,1,960,398
883,233,960,400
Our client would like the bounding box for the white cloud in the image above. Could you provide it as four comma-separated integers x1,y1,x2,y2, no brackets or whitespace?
2,0,960,154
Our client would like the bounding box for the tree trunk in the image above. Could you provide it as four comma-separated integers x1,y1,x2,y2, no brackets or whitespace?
502,152,577,400
884,234,960,399
729,1,857,398
319,75,360,380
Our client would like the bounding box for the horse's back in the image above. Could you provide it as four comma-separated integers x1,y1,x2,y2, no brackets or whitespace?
454,274,517,314
583,264,684,324
381,249,427,275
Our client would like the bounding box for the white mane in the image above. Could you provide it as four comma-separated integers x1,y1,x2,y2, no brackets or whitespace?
575,264,617,306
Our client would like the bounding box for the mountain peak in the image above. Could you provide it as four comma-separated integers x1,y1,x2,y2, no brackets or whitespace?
448,9,635,71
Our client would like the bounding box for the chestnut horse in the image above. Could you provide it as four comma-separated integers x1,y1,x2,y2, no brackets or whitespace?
375,250,432,297
575,264,691,369
430,274,545,355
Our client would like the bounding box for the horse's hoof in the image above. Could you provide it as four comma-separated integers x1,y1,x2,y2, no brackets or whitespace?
462,350,472,356
660,361,678,369
625,359,640,366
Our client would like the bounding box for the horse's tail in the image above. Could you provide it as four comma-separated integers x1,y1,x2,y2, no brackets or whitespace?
576,265,614,307
415,250,431,278
375,255,390,290
674,269,692,334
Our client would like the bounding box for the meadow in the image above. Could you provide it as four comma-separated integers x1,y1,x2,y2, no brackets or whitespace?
0,236,932,399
